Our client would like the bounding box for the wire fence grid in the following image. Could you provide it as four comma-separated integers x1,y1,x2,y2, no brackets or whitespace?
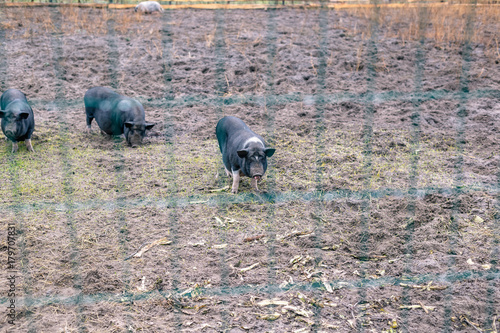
0,0,499,332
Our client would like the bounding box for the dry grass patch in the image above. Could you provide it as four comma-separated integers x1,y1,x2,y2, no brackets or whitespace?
344,4,500,59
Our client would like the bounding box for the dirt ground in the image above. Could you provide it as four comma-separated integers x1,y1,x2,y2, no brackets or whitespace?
0,6,499,332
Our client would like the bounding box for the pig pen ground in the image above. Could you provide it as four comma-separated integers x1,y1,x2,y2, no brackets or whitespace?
0,4,499,332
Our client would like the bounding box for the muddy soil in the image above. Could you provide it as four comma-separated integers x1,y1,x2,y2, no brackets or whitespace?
0,6,498,333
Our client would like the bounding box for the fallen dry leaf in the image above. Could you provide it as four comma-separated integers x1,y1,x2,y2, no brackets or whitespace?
283,305,314,318
243,234,266,242
255,312,281,321
240,262,260,272
125,237,171,260
257,299,289,307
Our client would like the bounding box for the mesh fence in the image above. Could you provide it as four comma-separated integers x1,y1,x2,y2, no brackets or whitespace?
0,1,499,331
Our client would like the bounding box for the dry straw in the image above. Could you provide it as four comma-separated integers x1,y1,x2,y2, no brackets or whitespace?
347,4,499,59
0,3,498,60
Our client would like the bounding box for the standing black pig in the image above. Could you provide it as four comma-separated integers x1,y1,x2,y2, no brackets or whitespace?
0,89,35,153
84,87,154,147
216,116,275,194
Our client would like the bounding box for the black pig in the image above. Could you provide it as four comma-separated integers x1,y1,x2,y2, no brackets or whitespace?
0,89,35,153
84,87,154,147
216,116,275,194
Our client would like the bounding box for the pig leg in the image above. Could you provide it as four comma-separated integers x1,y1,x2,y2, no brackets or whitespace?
11,142,18,153
231,170,240,194
85,108,94,132
100,130,112,139
224,166,232,178
25,139,34,152
251,177,259,191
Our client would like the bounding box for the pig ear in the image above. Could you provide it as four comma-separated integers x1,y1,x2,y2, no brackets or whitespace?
145,123,155,130
124,121,134,128
19,112,30,120
265,148,276,157
0,110,5,118
237,149,249,158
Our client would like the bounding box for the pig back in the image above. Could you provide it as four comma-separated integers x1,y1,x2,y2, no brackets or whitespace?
84,87,120,109
109,98,145,135
0,89,28,110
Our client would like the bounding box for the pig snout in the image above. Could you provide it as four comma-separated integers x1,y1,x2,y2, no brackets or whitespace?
4,123,18,138
127,132,143,147
4,129,15,138
249,165,264,180
129,138,142,148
